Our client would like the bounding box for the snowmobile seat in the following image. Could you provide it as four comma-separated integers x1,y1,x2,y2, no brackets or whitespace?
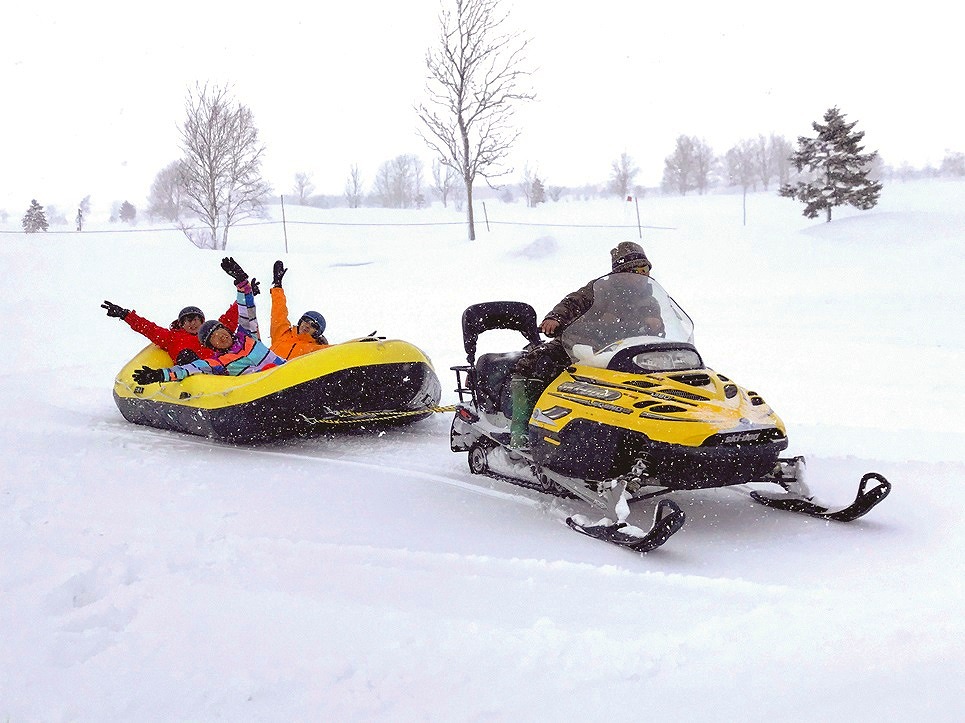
461,301,541,365
474,350,524,416
460,301,541,414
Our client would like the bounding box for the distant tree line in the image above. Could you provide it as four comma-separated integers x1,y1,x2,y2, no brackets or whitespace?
16,195,139,232
12,0,965,238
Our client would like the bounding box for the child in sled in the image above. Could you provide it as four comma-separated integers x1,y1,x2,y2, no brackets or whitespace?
131,258,285,384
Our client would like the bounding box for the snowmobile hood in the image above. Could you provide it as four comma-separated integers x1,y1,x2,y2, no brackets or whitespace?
534,364,787,449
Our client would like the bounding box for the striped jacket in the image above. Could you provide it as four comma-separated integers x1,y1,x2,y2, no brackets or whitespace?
160,280,286,381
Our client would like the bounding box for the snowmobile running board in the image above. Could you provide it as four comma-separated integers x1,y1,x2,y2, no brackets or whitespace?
566,499,686,553
750,472,892,522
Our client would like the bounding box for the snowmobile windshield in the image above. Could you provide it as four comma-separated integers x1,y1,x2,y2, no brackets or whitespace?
561,274,695,362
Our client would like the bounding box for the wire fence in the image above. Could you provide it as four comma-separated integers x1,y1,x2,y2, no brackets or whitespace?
0,216,676,236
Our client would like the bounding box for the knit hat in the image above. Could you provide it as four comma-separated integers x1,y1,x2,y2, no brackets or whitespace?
610,242,652,274
177,305,205,323
298,311,327,340
197,319,227,349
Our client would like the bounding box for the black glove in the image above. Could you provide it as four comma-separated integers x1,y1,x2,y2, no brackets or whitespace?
221,256,248,285
102,300,130,319
272,260,287,287
132,366,165,385
250,277,261,296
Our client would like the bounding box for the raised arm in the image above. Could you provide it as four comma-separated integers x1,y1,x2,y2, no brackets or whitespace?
269,260,293,343
221,256,261,341
103,300,176,349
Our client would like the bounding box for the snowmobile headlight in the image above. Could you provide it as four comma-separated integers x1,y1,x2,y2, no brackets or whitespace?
557,381,622,401
630,348,702,372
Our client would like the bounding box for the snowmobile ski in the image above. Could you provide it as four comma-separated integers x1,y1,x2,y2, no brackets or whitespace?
566,499,685,553
750,472,891,522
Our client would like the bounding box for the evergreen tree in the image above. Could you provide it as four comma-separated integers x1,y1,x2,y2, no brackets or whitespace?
779,107,882,222
119,200,137,224
531,176,546,205
940,151,965,177
76,196,90,231
22,199,49,233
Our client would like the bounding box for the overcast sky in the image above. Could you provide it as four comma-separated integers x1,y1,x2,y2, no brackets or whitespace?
2,0,961,213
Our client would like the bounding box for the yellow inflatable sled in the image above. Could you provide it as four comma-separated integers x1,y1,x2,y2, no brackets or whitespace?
113,337,442,443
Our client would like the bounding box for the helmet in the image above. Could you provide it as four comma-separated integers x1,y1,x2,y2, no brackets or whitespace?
177,305,205,323
198,319,227,348
298,311,326,340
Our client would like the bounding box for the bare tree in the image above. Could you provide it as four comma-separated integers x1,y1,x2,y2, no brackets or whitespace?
751,134,794,191
409,155,426,208
770,134,795,187
293,172,315,205
691,137,716,194
662,135,696,195
751,135,769,191
372,162,395,207
147,161,188,222
726,139,758,225
373,154,425,208
177,83,271,249
518,164,535,207
345,164,364,208
608,152,639,198
416,0,535,240
431,159,457,207
45,205,68,226
662,135,716,195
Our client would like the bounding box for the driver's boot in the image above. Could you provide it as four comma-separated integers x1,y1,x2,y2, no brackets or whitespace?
509,377,543,449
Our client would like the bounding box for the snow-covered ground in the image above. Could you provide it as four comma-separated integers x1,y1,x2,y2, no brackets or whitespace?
1,181,962,720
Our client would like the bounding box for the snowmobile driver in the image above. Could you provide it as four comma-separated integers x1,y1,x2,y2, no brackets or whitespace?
508,241,662,449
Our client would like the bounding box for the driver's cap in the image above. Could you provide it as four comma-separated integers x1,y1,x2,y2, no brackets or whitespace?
611,242,651,274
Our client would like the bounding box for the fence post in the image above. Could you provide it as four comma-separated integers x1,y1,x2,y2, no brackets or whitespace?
482,201,490,232
280,195,289,253
634,196,642,239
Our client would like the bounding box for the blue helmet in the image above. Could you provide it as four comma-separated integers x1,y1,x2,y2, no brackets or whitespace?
298,311,326,339
197,319,227,348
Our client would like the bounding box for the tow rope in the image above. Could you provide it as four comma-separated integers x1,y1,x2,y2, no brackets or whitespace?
299,404,459,425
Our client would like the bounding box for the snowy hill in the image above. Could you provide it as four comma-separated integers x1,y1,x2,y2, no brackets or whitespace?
1,181,962,720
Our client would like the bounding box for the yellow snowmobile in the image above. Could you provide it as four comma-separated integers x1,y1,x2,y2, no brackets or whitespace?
450,273,890,552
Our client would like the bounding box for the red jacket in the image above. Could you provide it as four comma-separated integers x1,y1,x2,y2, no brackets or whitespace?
124,303,239,361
